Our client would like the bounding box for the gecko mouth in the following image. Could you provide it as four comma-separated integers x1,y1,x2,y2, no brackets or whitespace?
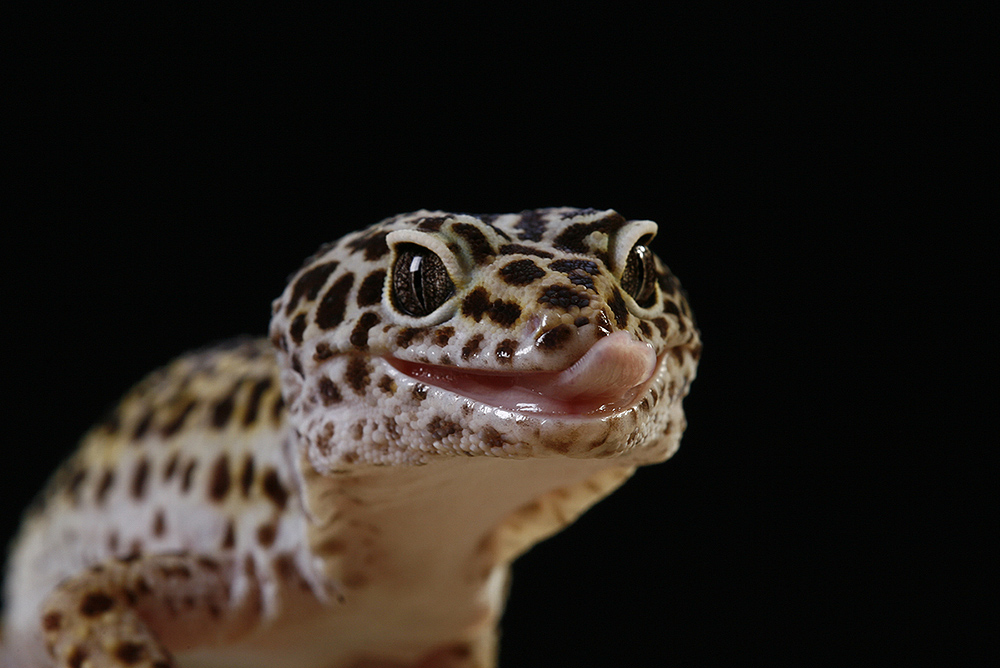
385,331,659,417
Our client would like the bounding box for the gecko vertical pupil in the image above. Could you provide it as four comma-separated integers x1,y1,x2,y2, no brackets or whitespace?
620,243,656,307
392,244,454,317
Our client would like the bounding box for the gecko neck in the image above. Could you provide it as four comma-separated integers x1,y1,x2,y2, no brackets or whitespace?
298,453,630,654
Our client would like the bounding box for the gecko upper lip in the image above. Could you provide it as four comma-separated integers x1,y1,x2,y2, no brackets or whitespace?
385,331,658,416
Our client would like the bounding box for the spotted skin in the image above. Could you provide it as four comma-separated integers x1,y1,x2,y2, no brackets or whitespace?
2,208,700,668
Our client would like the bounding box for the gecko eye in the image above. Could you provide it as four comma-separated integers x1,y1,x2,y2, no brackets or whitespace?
620,243,656,307
391,244,455,317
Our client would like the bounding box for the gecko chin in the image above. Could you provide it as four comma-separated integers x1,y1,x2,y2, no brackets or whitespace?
385,331,661,419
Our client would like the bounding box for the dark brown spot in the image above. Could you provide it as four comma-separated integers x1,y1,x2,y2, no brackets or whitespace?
356,269,386,307
271,395,285,424
222,520,236,549
211,387,238,429
346,230,390,260
433,326,455,346
314,342,334,361
349,311,381,349
498,243,554,258
286,261,339,315
553,213,627,252
159,564,191,579
536,324,573,351
257,523,277,548
197,556,221,572
416,215,450,231
452,222,494,264
67,646,88,668
345,356,371,394
243,378,272,427
608,288,629,328
488,300,522,327
114,641,147,664
550,258,600,291
639,321,652,337
461,287,491,321
163,453,179,481
161,400,197,438
317,535,347,554
550,258,600,275
428,416,461,440
514,209,547,242
495,339,517,364
80,592,115,617
153,510,166,537
499,258,546,286
240,456,255,497
262,469,289,510
67,468,88,502
411,383,428,401
291,354,304,376
652,317,669,337
289,313,307,344
108,531,119,552
130,458,150,500
315,273,355,329
42,611,62,631
96,468,115,504
479,425,503,448
461,334,483,360
574,316,590,327
120,550,142,564
273,553,298,580
377,375,396,394
351,421,365,440
318,376,343,405
208,455,230,502
180,461,197,493
538,284,590,309
134,577,152,596
132,411,154,440
395,326,429,349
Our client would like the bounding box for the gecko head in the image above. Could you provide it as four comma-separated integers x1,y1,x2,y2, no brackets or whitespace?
269,208,700,472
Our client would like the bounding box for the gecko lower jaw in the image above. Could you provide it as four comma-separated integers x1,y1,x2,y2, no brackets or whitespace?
385,331,660,417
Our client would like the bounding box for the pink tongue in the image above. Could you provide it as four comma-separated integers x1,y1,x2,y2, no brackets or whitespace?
527,331,656,405
390,331,657,416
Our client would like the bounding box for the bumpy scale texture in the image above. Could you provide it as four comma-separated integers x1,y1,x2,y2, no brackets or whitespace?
2,208,701,668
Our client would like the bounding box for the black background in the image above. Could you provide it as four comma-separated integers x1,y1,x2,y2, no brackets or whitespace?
4,6,987,666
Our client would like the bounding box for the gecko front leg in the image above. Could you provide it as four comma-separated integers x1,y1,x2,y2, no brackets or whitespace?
40,553,256,668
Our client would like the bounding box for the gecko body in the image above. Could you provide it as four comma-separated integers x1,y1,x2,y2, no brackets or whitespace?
2,208,700,667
